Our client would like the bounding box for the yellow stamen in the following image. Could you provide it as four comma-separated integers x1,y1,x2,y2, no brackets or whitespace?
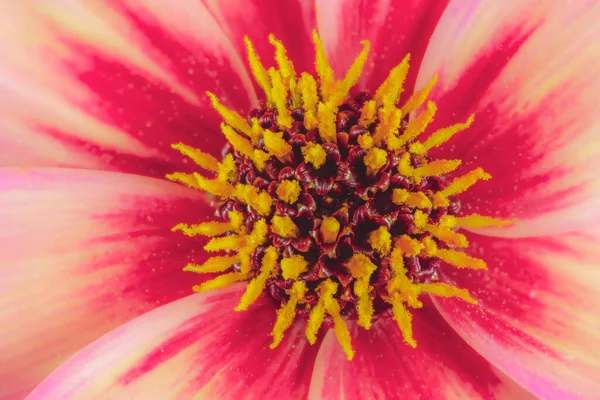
238,219,269,274
452,214,513,229
357,133,374,150
327,295,354,360
418,282,477,304
249,118,264,144
236,246,278,311
414,210,468,248
397,101,437,146
298,72,319,129
320,216,340,244
172,221,233,237
263,130,293,162
346,254,377,279
171,143,219,172
244,37,272,103
166,172,202,190
394,235,424,256
392,189,432,209
423,237,486,270
276,179,302,204
281,254,309,280
401,74,438,116
412,159,462,181
217,153,237,182
193,272,247,292
271,215,300,238
268,68,294,129
207,92,251,135
441,168,491,197
253,149,271,172
374,54,411,108
195,174,235,197
433,192,450,208
183,255,240,274
271,281,307,348
364,147,388,176
312,30,335,101
227,211,244,232
358,100,377,127
234,184,273,216
269,34,296,87
302,143,327,169
388,248,422,307
327,40,370,109
317,102,337,143
204,234,245,252
221,123,254,159
373,106,402,146
411,115,474,155
354,277,374,330
306,280,337,344
368,226,392,256
391,294,417,348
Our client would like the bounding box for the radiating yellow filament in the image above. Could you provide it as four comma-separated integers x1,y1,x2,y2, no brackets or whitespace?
411,115,474,155
249,118,264,144
281,254,309,280
374,54,411,108
418,283,477,304
234,184,273,216
298,73,319,129
441,168,491,197
263,130,293,162
354,278,374,330
183,255,240,274
207,92,252,135
397,101,437,146
221,123,254,160
358,100,377,127
450,214,513,229
204,234,245,252
165,172,202,190
368,226,392,256
195,174,235,197
193,272,247,293
320,216,340,244
244,37,272,103
394,235,424,256
306,280,335,344
327,40,370,109
276,179,302,204
171,143,219,172
271,281,307,348
271,215,300,238
414,210,468,248
373,106,402,146
328,295,354,360
412,159,462,181
302,143,328,169
392,189,432,209
269,34,296,88
217,154,237,182
268,69,294,129
391,294,417,348
317,102,337,143
401,74,438,116
423,237,486,270
236,247,278,311
253,149,271,172
364,147,388,176
312,30,335,101
172,221,233,237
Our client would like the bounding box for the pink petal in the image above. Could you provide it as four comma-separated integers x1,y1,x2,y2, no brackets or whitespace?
316,0,450,98
0,168,210,399
433,228,600,398
204,0,317,76
415,0,600,234
27,285,321,399
309,304,535,399
0,1,257,177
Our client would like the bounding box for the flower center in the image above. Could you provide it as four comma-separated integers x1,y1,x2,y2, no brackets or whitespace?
167,32,510,360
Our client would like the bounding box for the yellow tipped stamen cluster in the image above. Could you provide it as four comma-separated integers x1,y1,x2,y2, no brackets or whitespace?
168,32,511,361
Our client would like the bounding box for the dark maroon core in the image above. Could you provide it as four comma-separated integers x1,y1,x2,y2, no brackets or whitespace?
214,93,460,325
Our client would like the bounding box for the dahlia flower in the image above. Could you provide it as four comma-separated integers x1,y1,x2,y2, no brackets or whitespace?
1,1,599,399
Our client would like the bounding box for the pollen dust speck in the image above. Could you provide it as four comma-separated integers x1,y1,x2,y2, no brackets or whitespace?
167,32,511,360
